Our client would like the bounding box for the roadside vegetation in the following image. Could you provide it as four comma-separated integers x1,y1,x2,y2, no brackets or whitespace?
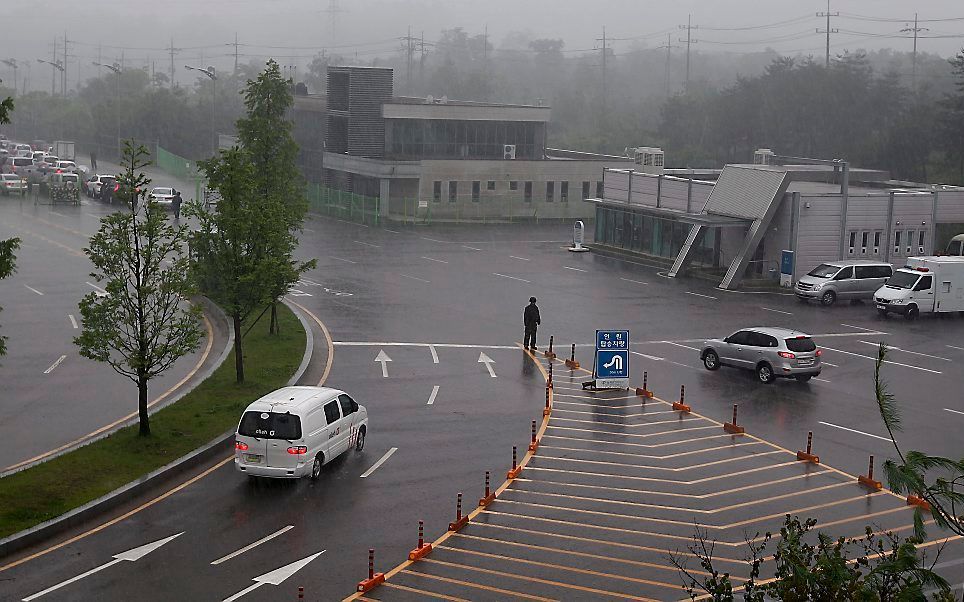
671,344,963,601
0,94,19,360
0,304,303,539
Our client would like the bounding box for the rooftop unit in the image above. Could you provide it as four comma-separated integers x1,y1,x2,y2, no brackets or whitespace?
630,147,664,175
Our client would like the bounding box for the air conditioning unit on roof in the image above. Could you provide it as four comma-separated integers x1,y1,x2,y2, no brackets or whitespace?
504,144,516,160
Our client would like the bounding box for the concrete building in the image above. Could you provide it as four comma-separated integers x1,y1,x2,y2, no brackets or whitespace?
588,152,964,290
296,65,637,222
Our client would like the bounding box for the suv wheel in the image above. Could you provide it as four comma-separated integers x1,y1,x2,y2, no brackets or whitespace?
310,454,323,480
820,290,837,306
703,350,721,371
757,363,775,384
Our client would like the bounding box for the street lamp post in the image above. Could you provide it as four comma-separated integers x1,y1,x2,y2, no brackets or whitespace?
184,64,217,156
36,58,64,96
93,62,121,159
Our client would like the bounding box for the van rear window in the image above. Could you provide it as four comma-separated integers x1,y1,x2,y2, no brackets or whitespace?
238,411,302,440
785,338,816,353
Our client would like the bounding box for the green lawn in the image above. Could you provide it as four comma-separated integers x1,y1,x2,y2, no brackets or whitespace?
0,304,305,538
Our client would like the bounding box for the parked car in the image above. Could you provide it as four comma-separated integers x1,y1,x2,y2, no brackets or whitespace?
148,186,176,208
3,156,35,176
701,327,822,384
88,174,115,199
55,160,77,173
1,173,27,196
794,260,893,306
234,386,368,480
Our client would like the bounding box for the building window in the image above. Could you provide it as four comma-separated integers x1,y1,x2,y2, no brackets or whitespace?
448,181,458,203
873,231,881,254
472,181,481,202
906,230,914,254
509,181,518,191
894,230,902,254
560,181,569,203
546,181,554,202
861,231,868,255
486,180,496,191
919,230,926,253
596,181,604,198
524,181,532,203
582,181,591,200
848,231,856,255
433,181,442,203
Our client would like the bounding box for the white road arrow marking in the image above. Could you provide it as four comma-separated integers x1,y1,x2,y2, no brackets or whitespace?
478,352,498,378
23,532,183,601
222,551,325,602
375,349,392,378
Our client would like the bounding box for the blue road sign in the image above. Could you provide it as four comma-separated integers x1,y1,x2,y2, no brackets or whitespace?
595,330,630,388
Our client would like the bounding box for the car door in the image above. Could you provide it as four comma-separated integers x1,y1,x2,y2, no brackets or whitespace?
913,275,935,311
339,394,360,449
720,331,753,368
322,399,345,462
832,266,854,298
749,332,778,367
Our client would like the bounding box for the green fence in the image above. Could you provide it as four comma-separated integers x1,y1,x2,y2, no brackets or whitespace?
307,184,383,226
156,146,203,202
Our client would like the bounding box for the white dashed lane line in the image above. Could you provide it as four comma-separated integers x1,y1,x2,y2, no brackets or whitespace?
400,274,430,283
210,525,295,565
856,340,952,362
945,408,964,416
659,341,701,352
761,306,792,315
462,245,482,251
819,421,892,442
353,240,380,248
840,323,882,333
563,266,587,272
360,447,398,478
509,255,530,261
43,355,67,374
24,284,44,296
426,385,440,405
330,256,357,264
820,345,941,374
493,273,531,283
947,345,964,351
420,256,449,264
620,277,648,285
68,314,78,329
685,291,718,300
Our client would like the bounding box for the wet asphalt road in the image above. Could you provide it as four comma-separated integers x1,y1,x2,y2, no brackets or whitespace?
1,213,963,600
0,194,216,472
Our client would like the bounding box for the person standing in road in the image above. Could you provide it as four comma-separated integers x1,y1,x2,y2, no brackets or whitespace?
90,150,98,172
172,190,183,220
523,296,541,351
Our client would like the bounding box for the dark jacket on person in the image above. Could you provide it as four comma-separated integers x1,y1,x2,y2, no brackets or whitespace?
524,304,541,329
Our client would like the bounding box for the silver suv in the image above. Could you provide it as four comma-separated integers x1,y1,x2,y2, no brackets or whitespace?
700,327,822,384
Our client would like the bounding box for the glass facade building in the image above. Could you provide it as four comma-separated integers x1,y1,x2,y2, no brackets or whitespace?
594,205,721,267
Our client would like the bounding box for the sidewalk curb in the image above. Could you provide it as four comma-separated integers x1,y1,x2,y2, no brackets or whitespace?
0,301,313,561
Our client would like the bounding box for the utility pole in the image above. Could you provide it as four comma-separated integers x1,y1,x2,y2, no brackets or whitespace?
659,33,674,97
63,32,69,96
678,15,698,91
419,31,428,86
324,0,343,46
816,0,839,68
401,26,416,92
595,27,608,111
901,13,928,90
168,38,180,88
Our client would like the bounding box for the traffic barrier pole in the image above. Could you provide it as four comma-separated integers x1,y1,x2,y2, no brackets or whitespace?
507,445,522,479
672,384,691,412
723,404,745,434
796,431,819,463
545,336,557,359
858,455,882,490
479,470,496,506
298,586,304,600
635,371,654,398
528,419,539,452
408,519,433,561
547,361,553,388
356,548,385,592
565,344,580,368
448,492,469,531
544,385,551,416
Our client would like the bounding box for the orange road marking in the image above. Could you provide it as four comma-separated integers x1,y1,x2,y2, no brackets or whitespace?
538,437,765,457
382,581,471,601
538,442,765,460
525,460,803,485
398,570,556,601
287,299,334,386
547,424,719,439
534,449,783,472
551,416,706,428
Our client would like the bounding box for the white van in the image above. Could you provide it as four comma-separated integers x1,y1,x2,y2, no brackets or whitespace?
875,256,964,319
234,386,368,480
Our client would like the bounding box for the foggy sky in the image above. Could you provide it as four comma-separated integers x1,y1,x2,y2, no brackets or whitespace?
2,0,963,91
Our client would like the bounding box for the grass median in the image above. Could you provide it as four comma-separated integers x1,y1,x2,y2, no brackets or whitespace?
0,303,305,539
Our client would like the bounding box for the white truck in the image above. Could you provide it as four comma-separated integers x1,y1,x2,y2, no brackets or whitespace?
53,141,75,161
874,256,964,319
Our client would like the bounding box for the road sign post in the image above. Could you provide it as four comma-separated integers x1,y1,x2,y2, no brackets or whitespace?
594,330,630,389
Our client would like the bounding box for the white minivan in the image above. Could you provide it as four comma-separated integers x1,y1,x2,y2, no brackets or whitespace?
234,386,368,480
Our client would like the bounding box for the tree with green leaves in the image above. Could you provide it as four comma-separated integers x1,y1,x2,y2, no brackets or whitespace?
190,61,313,383
75,141,203,436
875,344,964,539
942,48,964,183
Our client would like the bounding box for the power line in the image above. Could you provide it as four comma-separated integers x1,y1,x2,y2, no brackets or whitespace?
839,12,964,24
701,14,814,32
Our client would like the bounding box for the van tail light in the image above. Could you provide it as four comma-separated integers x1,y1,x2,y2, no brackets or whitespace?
816,349,823,357
235,440,249,451
287,446,308,455
778,351,796,359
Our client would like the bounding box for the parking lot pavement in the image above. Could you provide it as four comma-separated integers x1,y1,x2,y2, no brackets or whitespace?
365,359,964,601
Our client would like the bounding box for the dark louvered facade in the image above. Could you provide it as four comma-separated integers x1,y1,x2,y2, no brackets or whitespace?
326,66,393,159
